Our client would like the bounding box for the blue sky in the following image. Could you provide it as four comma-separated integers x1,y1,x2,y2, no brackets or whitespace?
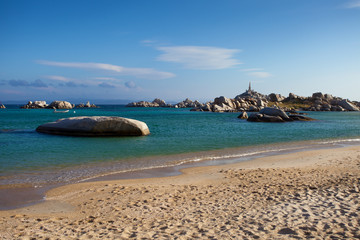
0,0,359,103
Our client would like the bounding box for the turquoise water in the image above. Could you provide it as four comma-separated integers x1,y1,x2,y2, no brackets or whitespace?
1,105,360,186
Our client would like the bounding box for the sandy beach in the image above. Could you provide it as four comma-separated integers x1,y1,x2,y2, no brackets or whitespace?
1,145,360,239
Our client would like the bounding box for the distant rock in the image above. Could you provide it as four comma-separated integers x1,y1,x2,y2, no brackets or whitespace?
247,113,285,122
259,107,291,121
338,99,359,111
36,116,150,136
269,93,284,102
175,98,204,108
246,107,317,122
48,101,73,109
237,111,248,119
127,98,171,107
0,104,5,109
76,101,98,108
21,101,48,109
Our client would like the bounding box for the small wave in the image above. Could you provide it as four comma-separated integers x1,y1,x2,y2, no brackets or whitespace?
318,138,360,145
77,146,307,183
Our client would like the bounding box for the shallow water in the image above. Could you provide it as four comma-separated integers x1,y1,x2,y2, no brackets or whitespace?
1,105,360,186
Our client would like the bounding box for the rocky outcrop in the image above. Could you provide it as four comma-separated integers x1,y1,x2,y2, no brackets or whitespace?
36,116,150,137
338,100,359,111
268,93,284,102
0,104,5,109
259,107,291,121
48,101,74,109
247,107,316,122
174,98,204,108
76,101,98,108
126,86,359,113
21,101,48,109
237,112,248,119
127,98,172,107
247,113,285,122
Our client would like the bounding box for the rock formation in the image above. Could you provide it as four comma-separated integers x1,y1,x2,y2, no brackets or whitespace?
127,98,171,107
126,84,359,113
247,107,316,122
76,101,98,108
36,116,150,137
48,101,74,109
21,101,48,109
0,104,5,109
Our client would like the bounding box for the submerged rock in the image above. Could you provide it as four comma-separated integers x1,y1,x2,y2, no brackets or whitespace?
36,116,150,136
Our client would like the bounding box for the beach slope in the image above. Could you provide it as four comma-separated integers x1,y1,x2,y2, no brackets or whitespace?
1,146,360,239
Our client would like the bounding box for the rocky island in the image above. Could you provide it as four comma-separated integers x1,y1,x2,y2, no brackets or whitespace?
20,101,98,109
127,83,359,113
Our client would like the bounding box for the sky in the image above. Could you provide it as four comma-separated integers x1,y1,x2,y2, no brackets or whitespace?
0,0,359,103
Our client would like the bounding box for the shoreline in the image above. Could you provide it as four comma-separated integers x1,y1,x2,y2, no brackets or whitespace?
0,145,360,238
0,138,359,210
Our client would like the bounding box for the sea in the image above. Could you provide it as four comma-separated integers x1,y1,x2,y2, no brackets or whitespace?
1,105,360,191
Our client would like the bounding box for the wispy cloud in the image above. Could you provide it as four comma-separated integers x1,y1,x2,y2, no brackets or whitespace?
240,68,264,72
247,72,272,78
125,81,137,89
37,60,175,80
8,79,48,88
156,46,242,70
44,75,71,82
98,82,116,88
344,0,360,8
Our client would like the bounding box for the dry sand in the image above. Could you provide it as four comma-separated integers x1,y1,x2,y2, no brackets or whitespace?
1,146,360,239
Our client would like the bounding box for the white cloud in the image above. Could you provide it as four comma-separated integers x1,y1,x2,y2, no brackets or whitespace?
156,46,242,70
44,75,71,82
344,0,360,8
240,68,264,72
37,60,175,80
247,72,272,78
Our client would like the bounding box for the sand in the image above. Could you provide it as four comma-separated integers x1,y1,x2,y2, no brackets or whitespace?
1,145,360,239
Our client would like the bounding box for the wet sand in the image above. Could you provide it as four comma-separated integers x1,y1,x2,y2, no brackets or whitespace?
1,145,360,239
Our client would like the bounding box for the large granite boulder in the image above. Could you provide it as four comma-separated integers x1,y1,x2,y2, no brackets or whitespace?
48,101,73,109
259,107,291,121
36,116,150,136
338,100,359,111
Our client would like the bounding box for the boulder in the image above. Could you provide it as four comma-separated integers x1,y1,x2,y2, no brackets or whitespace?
312,92,324,99
48,101,73,109
152,98,167,107
338,100,359,111
0,104,5,109
269,93,283,102
259,107,291,121
214,96,235,109
21,101,48,109
288,93,298,100
247,113,285,122
237,111,248,119
36,116,150,137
